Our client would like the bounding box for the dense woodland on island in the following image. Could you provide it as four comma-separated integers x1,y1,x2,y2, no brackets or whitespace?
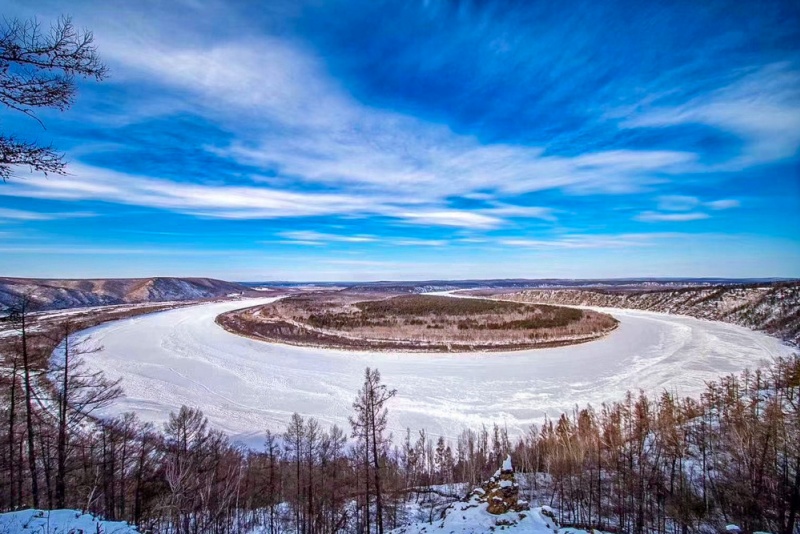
1,298,799,534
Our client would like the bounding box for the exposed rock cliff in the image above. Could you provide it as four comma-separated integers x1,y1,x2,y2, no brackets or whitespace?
500,283,800,345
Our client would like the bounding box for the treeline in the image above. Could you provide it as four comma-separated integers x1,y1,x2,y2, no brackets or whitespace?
1,303,799,533
354,295,524,316
513,355,800,534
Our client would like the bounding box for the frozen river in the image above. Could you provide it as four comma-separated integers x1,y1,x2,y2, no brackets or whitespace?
75,297,792,446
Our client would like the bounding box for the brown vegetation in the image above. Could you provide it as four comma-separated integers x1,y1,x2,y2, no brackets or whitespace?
219,293,618,352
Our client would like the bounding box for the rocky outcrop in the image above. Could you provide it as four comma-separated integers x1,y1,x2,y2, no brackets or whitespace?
500,282,800,345
390,456,552,533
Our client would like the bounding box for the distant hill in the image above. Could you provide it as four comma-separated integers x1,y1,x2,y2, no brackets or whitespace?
340,277,791,294
501,282,800,345
0,277,253,311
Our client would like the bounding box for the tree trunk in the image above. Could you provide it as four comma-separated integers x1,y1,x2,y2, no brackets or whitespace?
56,327,70,508
371,391,385,534
21,309,40,508
7,358,18,509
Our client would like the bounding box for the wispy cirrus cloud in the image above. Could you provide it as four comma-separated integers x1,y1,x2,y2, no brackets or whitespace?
500,233,687,249
623,64,800,168
706,199,740,210
636,196,741,222
5,14,778,231
0,208,96,221
1,165,530,229
392,238,449,247
273,233,449,248
636,211,710,223
657,195,701,212
395,210,503,229
103,36,699,203
0,246,236,256
277,230,377,245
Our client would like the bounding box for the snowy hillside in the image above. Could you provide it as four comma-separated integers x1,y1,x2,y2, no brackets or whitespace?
0,276,252,311
0,509,138,533
502,283,800,345
391,457,599,534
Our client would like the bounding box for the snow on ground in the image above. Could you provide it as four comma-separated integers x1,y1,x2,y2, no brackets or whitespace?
0,509,138,533
390,501,564,534
72,297,794,447
392,456,601,534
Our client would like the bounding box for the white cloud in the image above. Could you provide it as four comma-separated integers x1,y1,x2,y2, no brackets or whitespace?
392,238,449,247
636,211,710,222
657,195,700,211
500,233,685,249
277,230,377,244
0,165,532,229
623,63,800,167
479,204,556,220
0,165,381,219
7,26,770,232
0,208,56,221
639,196,740,222
396,210,503,229
0,208,95,221
706,199,740,210
103,36,697,204
0,246,233,255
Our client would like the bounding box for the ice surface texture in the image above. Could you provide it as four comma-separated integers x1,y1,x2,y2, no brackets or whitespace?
74,298,793,446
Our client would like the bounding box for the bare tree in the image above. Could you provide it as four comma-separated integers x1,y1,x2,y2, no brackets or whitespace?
351,367,396,534
0,16,107,181
284,412,305,532
6,295,41,507
51,319,121,508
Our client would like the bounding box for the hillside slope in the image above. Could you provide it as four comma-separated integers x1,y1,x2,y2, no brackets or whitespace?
500,282,800,345
0,276,251,311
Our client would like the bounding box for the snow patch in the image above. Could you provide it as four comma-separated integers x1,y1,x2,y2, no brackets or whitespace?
0,509,138,533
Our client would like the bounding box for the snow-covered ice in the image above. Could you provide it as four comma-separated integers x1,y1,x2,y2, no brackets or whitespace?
73,297,794,446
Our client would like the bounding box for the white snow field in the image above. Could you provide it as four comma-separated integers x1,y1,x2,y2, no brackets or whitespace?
74,297,793,446
0,509,138,533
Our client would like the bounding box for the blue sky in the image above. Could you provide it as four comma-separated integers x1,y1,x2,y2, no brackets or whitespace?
1,0,799,281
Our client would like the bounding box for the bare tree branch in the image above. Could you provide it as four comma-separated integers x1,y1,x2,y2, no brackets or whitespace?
0,15,106,181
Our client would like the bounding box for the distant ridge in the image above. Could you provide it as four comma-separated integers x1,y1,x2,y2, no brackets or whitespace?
0,277,252,311
502,282,800,346
332,277,796,293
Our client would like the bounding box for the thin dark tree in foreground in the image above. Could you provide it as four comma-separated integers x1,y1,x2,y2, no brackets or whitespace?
351,367,396,534
51,320,121,508
0,16,107,181
6,295,40,507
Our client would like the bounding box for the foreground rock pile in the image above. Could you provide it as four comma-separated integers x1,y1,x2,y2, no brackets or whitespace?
391,456,568,533
479,455,530,516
